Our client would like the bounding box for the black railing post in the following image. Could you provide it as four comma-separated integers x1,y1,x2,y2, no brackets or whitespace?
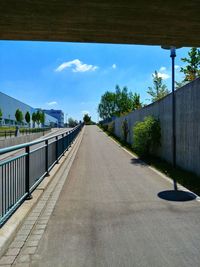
62,134,65,156
45,140,50,176
66,132,69,151
25,146,32,200
56,136,59,163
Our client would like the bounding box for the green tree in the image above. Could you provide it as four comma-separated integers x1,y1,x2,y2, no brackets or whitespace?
180,47,200,82
35,110,41,127
98,86,142,120
98,91,116,120
15,109,23,125
68,117,78,127
83,113,91,124
147,71,170,102
0,108,2,125
32,112,36,128
25,111,31,126
40,112,45,126
115,85,135,116
132,93,142,110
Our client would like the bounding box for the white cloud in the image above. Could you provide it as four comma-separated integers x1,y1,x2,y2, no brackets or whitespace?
81,110,90,115
159,66,166,72
157,72,170,80
112,64,117,69
47,101,57,106
153,66,170,80
55,59,98,73
175,65,180,70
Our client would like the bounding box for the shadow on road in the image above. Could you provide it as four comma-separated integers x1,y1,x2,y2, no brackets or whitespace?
158,190,196,202
130,158,147,166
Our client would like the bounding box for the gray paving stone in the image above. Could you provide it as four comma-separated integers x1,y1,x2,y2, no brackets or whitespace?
30,212,40,216
27,215,39,220
0,256,16,265
21,247,37,255
31,254,42,261
34,224,46,230
41,212,51,217
10,240,25,248
14,235,27,242
15,254,30,263
6,248,21,256
17,229,31,236
32,229,44,235
14,263,30,267
26,241,39,247
40,216,50,220
20,224,33,231
27,235,42,242
37,219,48,224
23,220,35,225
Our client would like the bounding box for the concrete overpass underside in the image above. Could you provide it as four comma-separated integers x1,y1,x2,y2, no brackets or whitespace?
0,1,200,47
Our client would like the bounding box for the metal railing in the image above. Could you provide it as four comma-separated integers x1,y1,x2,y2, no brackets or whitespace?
0,123,83,227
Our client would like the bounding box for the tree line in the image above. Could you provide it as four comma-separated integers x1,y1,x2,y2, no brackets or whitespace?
98,86,142,120
98,47,200,120
0,108,45,127
67,114,94,127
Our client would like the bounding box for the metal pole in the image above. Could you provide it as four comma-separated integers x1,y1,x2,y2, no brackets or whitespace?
45,140,50,176
25,146,32,199
56,136,59,163
170,47,178,191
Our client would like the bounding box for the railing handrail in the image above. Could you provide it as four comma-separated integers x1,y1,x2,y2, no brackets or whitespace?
0,123,84,227
0,125,80,155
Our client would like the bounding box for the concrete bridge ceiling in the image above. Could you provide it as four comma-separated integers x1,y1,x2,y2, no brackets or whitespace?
0,1,200,47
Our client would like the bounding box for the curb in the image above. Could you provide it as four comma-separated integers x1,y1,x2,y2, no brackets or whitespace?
0,126,85,258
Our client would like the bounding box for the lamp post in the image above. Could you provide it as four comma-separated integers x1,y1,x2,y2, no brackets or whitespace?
161,46,181,191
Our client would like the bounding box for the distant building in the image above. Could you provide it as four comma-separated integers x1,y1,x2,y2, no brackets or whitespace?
0,92,58,127
43,109,64,128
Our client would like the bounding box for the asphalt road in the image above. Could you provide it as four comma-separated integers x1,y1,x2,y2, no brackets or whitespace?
32,125,200,267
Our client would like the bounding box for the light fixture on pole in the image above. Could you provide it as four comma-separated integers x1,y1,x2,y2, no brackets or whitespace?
161,46,181,191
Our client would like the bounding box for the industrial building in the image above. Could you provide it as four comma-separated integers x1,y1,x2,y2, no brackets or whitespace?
0,91,58,127
43,109,64,128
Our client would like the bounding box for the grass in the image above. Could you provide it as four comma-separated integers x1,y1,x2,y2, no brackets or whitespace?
99,125,200,196
0,127,16,131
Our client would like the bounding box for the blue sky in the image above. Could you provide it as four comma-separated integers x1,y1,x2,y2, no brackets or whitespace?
0,41,190,122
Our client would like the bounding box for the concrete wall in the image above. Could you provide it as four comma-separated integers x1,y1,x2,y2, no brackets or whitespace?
105,78,200,176
0,131,50,149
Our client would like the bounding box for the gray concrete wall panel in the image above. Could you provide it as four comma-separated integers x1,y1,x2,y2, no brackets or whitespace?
105,78,200,175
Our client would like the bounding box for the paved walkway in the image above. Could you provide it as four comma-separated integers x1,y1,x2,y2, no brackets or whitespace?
1,125,200,267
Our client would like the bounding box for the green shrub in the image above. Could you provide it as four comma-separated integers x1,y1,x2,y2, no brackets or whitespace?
102,124,108,132
121,119,129,142
133,116,161,157
108,121,115,135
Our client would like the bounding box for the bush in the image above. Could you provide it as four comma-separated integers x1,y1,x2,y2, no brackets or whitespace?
121,119,129,142
102,124,108,131
133,116,161,157
108,121,115,135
